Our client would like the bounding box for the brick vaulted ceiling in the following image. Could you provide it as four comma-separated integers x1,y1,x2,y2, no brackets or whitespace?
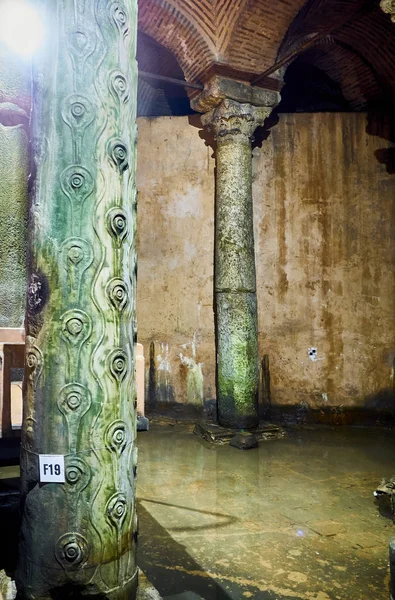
138,0,307,82
138,0,395,110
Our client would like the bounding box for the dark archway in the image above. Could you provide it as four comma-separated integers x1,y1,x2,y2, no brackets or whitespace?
137,32,195,117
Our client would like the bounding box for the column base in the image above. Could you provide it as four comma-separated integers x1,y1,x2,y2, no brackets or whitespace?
8,569,162,600
137,416,149,431
218,412,258,430
16,569,138,600
137,569,162,600
193,422,286,445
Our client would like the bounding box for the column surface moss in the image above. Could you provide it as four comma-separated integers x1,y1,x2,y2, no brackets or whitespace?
16,1,139,599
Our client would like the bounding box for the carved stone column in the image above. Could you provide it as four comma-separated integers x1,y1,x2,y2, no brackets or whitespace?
16,1,138,599
202,99,270,429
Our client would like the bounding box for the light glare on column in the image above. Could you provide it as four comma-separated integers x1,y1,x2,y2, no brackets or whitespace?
0,0,44,57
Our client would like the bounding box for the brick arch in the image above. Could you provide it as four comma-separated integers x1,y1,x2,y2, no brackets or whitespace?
221,0,307,74
138,0,216,82
300,43,384,110
280,0,395,107
138,0,309,82
138,0,395,108
333,9,395,99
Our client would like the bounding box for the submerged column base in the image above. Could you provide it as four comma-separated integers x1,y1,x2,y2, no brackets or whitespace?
8,568,163,600
16,552,138,600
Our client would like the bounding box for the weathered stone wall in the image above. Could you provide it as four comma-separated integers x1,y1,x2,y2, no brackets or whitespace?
136,117,216,411
136,112,395,422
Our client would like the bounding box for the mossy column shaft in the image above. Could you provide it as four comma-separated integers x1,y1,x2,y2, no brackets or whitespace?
202,100,270,429
16,2,138,599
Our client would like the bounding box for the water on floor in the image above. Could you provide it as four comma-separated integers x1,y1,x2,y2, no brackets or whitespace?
136,424,395,600
0,425,394,599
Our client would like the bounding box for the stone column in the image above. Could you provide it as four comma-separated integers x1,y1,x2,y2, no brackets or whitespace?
16,1,138,599
0,44,30,328
202,99,270,429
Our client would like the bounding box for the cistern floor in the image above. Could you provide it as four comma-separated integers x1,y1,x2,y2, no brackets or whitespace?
136,424,395,600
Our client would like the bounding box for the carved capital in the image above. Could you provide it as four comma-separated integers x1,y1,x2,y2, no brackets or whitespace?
380,0,395,22
201,99,271,142
191,75,279,112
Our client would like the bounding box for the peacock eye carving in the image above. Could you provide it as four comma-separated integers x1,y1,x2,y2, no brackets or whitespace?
58,383,91,417
108,138,129,173
109,69,130,104
107,278,129,311
106,420,130,455
110,2,130,38
108,348,128,382
60,310,92,346
60,166,94,203
106,493,128,528
106,207,128,243
55,533,89,569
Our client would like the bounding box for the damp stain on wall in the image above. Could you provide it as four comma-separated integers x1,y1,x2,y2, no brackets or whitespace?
137,114,395,419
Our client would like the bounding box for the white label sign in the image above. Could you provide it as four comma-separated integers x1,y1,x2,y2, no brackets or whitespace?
39,455,65,483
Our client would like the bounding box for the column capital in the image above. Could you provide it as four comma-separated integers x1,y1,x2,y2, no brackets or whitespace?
201,98,271,141
380,0,395,21
191,74,279,112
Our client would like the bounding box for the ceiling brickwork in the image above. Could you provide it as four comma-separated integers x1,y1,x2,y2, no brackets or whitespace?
138,0,395,110
221,0,306,74
301,45,383,110
138,1,215,81
138,0,306,81
282,0,395,108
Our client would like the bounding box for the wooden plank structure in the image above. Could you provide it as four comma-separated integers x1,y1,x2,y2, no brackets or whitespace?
0,331,145,438
0,328,24,438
